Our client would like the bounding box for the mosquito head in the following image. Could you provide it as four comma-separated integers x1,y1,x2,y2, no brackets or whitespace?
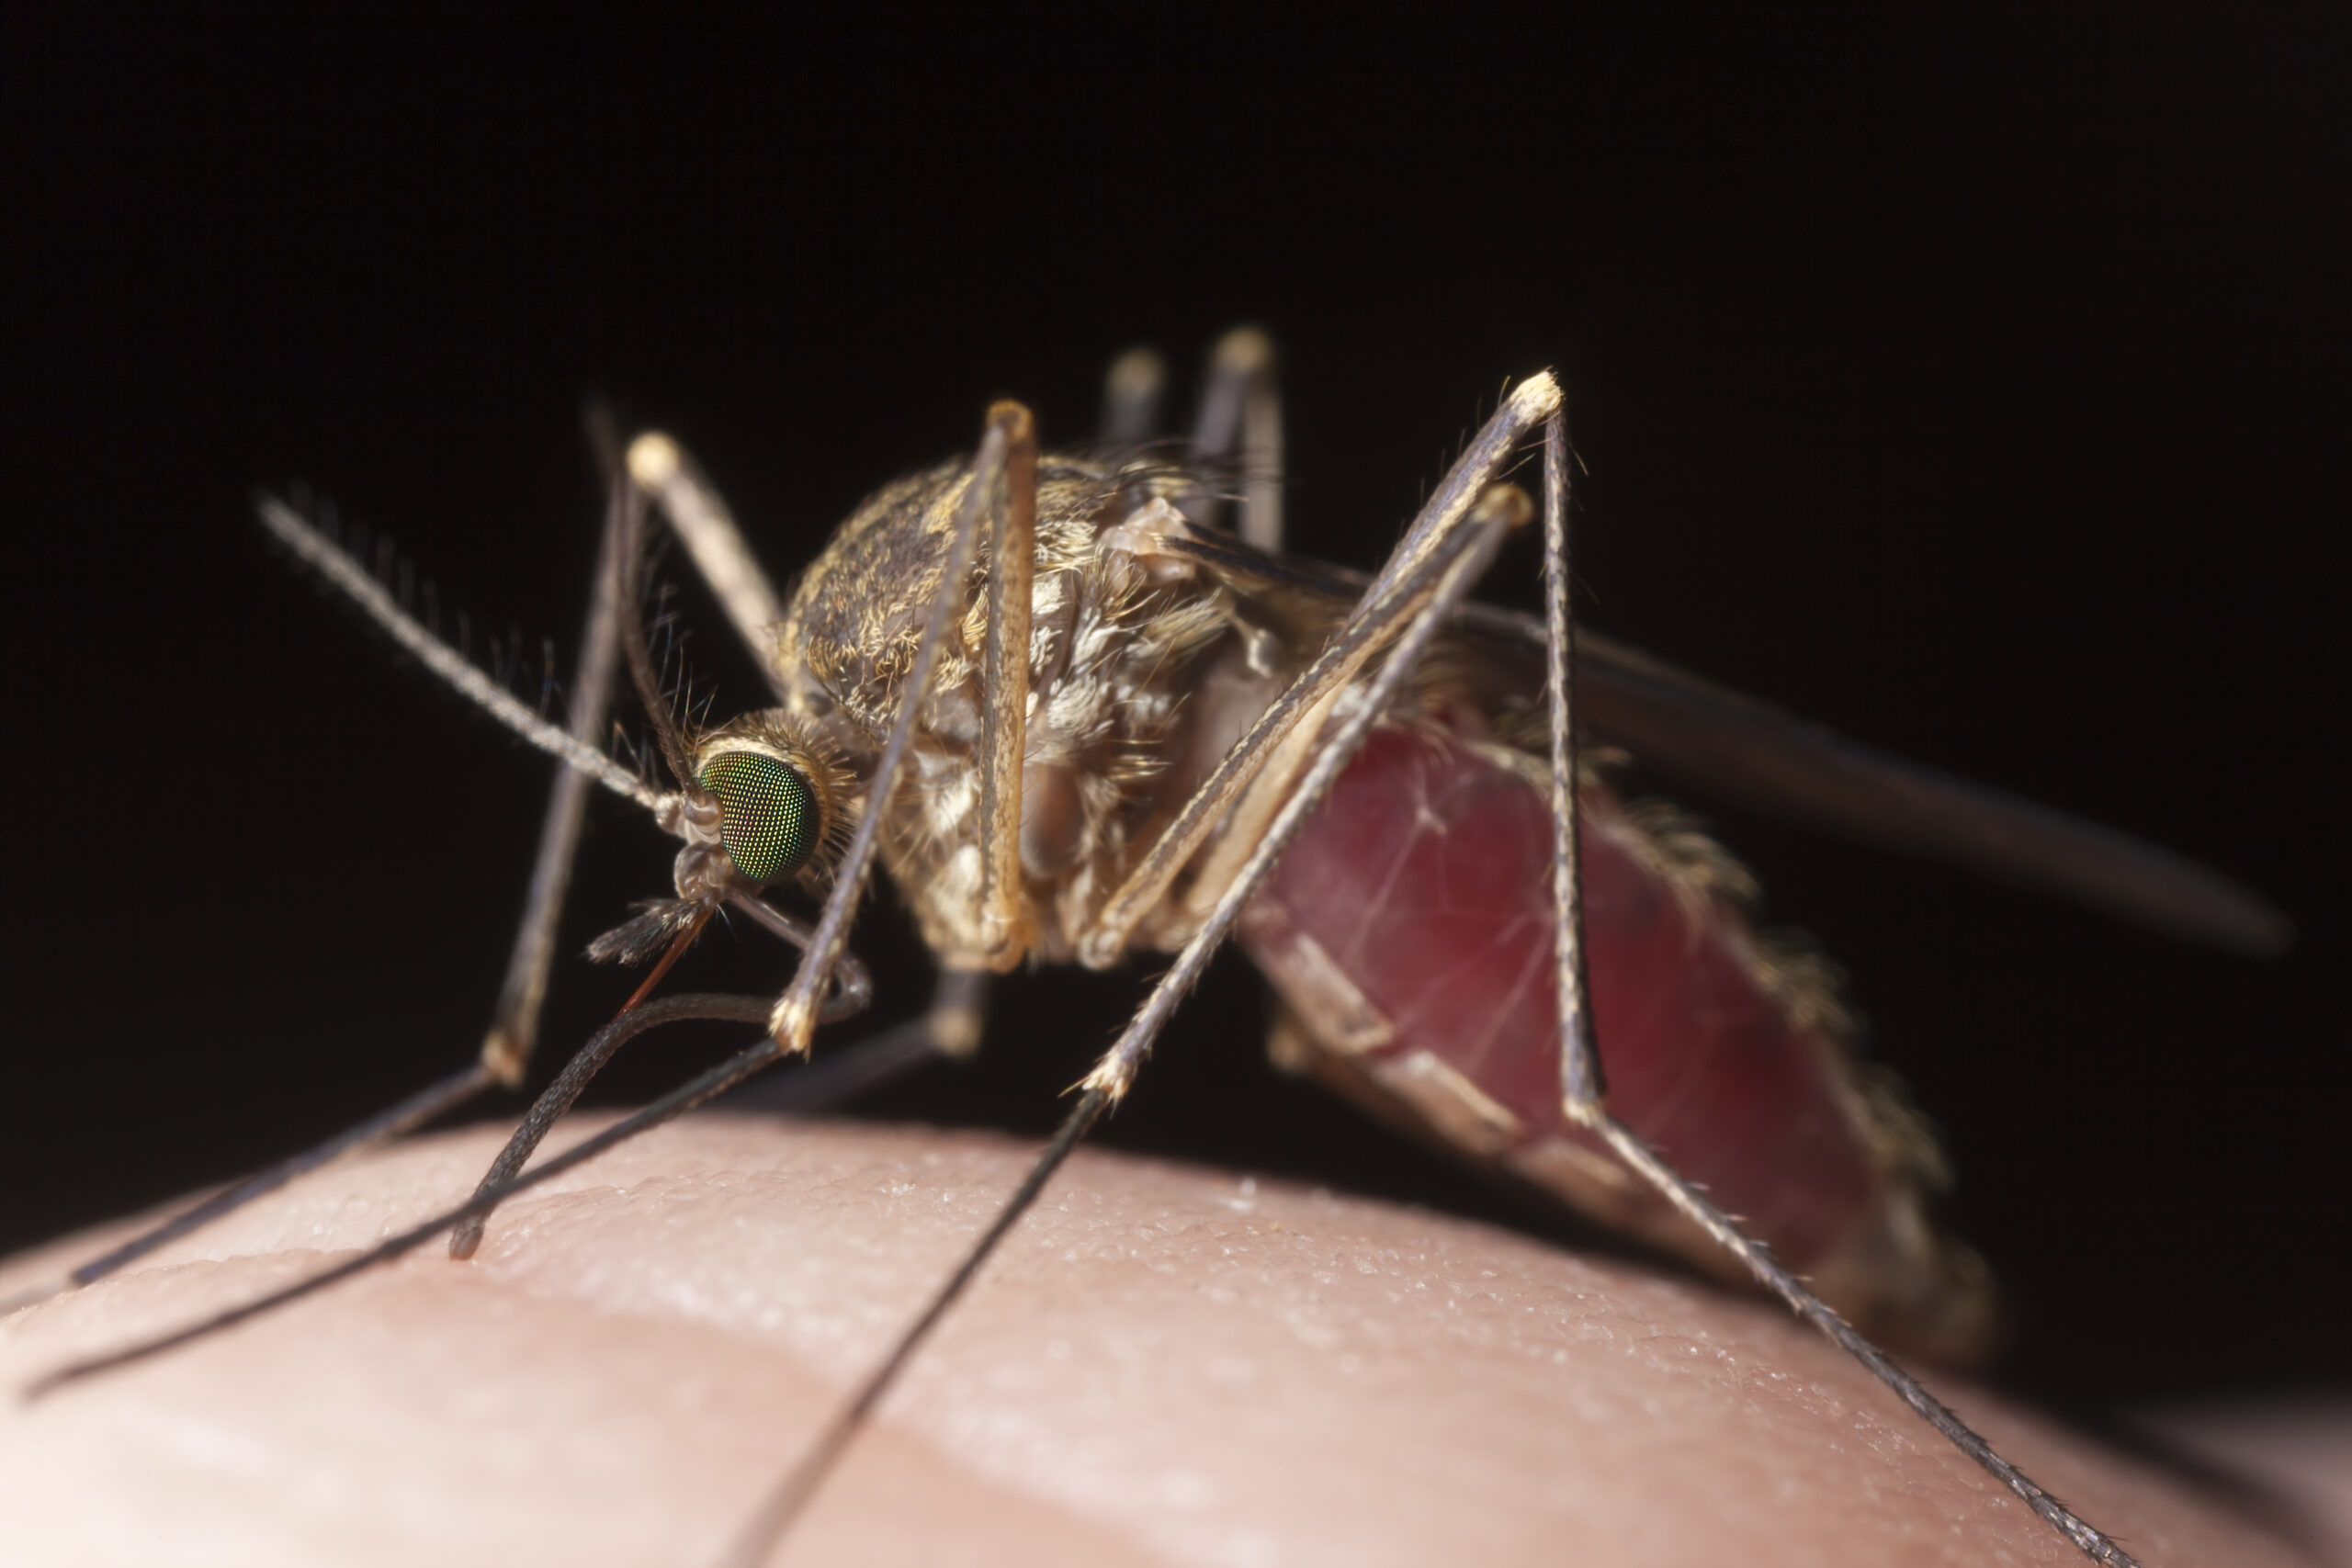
595,719,849,991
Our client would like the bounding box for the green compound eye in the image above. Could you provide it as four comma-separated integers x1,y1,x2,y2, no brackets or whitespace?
696,750,820,883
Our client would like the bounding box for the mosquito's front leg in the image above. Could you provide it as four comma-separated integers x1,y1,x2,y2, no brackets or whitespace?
437,400,1044,1257
447,953,958,1264
0,423,641,1319
763,401,1033,1051
443,409,1040,1250
633,399,1041,1026
722,967,990,1113
629,420,1031,1005
974,401,1038,964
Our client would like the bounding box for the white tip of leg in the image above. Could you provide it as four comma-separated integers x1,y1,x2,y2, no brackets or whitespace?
1510,371,1564,418
1105,347,1167,405
627,432,683,490
1211,325,1275,376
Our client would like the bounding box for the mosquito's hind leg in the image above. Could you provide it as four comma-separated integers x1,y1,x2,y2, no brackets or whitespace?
1524,413,2141,1566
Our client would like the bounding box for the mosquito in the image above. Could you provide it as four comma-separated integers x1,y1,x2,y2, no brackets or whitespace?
14,331,2289,1566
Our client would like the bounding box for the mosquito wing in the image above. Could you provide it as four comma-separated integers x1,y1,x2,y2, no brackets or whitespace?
1167,529,2290,956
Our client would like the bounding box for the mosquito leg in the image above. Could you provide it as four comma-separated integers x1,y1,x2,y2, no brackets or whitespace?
1082,373,1562,967
624,427,1040,974
0,1064,489,1317
479,408,636,1087
1099,345,1166,445
1188,326,1283,552
446,894,874,1261
460,419,695,1265
725,480,1537,1568
28,434,1001,1363
720,1085,1109,1568
721,969,988,1115
441,995,770,1258
31,487,1009,1374
1080,483,1530,1099
3,427,641,1318
26,400,1021,1393
1528,412,2140,1566
621,416,1032,995
625,432,793,703
766,404,1025,1051
27,996,794,1399
28,404,1522,1423
975,401,1038,964
1536,407,1603,1112
424,403,1007,1143
444,941,887,1264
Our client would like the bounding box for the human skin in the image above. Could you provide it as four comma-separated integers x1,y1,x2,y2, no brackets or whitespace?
0,1116,2319,1568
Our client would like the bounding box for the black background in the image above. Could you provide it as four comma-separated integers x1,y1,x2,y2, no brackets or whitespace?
6,8,2344,1418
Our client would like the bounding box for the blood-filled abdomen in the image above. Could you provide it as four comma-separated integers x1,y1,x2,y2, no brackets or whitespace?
1240,722,1994,1363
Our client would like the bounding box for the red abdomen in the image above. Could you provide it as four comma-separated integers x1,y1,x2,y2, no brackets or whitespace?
1240,723,1978,1353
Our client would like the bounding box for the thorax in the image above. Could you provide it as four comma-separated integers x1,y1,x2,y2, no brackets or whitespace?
767,455,1282,966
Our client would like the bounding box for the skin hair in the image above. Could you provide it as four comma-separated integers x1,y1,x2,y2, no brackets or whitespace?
0,1117,2322,1568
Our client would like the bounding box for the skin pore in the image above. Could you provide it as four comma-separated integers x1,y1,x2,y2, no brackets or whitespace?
0,1116,2321,1568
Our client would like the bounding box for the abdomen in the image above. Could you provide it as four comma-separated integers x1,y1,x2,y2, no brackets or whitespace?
1239,722,1996,1363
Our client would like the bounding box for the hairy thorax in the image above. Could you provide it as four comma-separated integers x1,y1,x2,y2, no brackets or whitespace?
765,456,1281,968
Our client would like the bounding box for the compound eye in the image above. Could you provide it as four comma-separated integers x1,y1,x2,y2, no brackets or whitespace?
695,750,820,883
